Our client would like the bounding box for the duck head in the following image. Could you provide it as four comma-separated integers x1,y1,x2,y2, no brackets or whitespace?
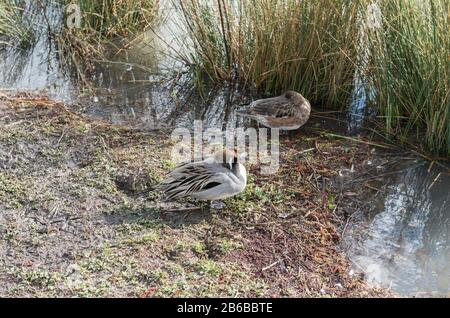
214,149,239,170
285,90,311,113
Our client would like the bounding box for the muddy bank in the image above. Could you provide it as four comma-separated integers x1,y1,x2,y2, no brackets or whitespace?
0,93,391,297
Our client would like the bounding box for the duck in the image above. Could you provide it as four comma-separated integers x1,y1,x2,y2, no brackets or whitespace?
155,149,247,201
236,90,311,130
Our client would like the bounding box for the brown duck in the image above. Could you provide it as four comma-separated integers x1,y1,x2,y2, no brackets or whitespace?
236,91,311,130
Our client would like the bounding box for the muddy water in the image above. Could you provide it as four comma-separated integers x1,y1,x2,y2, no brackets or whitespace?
1,0,449,297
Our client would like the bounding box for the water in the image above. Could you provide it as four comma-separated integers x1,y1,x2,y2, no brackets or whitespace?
0,1,71,101
1,0,449,297
0,0,250,130
343,158,450,296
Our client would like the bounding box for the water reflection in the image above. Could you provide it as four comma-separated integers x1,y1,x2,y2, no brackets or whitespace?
0,0,249,130
0,0,71,100
344,160,450,296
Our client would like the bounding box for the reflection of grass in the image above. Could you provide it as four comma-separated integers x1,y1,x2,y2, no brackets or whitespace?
58,0,160,84
0,0,34,47
1,1,159,84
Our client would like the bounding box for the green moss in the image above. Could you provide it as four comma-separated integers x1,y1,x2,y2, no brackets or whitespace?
0,172,29,209
195,260,222,277
216,238,243,254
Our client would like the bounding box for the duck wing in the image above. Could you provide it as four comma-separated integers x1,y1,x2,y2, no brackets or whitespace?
237,95,296,118
156,161,231,200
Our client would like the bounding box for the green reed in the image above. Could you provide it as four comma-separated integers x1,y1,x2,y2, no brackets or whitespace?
367,0,449,155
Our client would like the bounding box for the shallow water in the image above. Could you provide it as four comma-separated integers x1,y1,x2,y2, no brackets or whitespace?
0,1,70,100
0,0,251,130
343,158,449,296
1,0,449,297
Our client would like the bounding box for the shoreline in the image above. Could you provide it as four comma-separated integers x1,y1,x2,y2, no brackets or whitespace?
0,93,392,297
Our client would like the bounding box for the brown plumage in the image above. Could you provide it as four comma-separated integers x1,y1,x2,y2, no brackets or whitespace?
236,91,311,130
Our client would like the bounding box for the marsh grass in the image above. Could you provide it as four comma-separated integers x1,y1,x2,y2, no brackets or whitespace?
367,0,449,155
65,0,159,38
175,0,449,155
176,0,363,109
0,0,34,47
58,0,159,83
1,0,159,83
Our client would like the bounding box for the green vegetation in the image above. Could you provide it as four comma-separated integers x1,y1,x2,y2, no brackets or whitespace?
0,0,33,46
0,0,159,82
175,0,449,155
367,0,449,155
59,0,159,82
66,0,159,38
2,0,447,155
177,0,361,108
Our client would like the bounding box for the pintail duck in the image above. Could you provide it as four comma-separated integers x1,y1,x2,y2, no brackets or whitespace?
237,91,311,130
155,149,247,201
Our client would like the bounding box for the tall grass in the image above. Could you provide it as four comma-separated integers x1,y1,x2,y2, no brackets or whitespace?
176,0,363,108
367,0,449,155
59,0,159,83
175,0,449,155
0,0,33,47
65,0,159,38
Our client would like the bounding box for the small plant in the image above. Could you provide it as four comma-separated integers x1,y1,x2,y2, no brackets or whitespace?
195,259,222,277
217,238,243,254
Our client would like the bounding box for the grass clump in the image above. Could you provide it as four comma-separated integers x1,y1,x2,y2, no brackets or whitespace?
175,0,449,155
195,259,222,277
0,0,34,47
67,0,159,38
58,0,159,83
367,0,449,155
9,268,62,289
176,0,362,108
0,172,28,209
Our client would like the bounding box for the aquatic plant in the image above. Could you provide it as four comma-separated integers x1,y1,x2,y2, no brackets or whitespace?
65,0,159,38
367,0,449,155
175,0,449,156
175,0,363,109
58,0,159,83
0,0,34,47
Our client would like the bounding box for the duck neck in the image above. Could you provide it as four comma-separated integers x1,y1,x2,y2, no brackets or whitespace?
232,163,247,185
